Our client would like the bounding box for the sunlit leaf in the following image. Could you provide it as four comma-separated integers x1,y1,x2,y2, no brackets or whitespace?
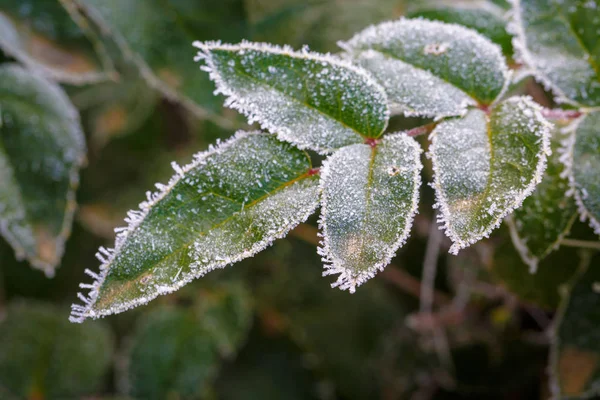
0,301,113,399
407,1,513,58
75,0,247,121
507,128,577,272
550,254,600,398
70,131,319,322
562,111,600,235
509,0,600,106
340,17,509,118
194,41,389,153
319,133,422,292
0,64,86,276
0,0,113,84
429,96,551,254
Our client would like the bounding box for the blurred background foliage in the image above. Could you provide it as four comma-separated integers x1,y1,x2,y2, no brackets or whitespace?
0,0,599,399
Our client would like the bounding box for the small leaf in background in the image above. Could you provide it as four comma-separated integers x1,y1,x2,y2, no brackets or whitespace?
194,41,389,153
0,301,113,399
507,127,578,272
0,64,86,276
319,133,422,292
71,132,319,322
510,0,600,106
429,96,551,254
551,254,600,398
340,17,509,118
407,1,513,59
0,0,113,84
127,283,252,400
75,0,247,121
562,111,600,235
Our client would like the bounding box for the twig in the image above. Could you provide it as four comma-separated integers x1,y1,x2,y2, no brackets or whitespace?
405,122,438,137
541,108,582,120
560,238,600,250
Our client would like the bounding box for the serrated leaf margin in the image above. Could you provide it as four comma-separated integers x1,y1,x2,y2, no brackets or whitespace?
70,130,319,323
317,132,422,293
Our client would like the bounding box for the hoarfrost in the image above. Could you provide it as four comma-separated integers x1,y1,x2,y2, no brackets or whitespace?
319,133,422,292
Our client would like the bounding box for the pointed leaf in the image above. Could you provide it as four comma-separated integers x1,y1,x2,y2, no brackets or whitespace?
340,17,509,118
562,111,600,235
510,0,600,106
550,255,600,398
0,301,113,399
507,128,578,272
0,64,86,276
194,41,390,153
0,0,113,84
407,1,514,58
429,96,551,254
70,131,319,322
319,133,422,292
75,0,247,120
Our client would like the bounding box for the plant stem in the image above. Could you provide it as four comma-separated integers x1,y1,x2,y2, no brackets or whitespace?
560,238,600,250
541,108,582,120
405,121,438,137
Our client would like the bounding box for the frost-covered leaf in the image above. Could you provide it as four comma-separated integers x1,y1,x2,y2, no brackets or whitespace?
75,0,247,119
407,1,514,58
507,128,578,272
0,64,86,276
340,18,509,119
0,0,113,84
510,0,600,106
0,301,113,399
319,133,422,292
562,111,600,235
429,96,551,254
550,255,600,398
70,131,319,322
194,41,389,153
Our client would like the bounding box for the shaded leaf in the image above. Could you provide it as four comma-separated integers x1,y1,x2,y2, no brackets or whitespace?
319,133,422,292
71,131,319,322
429,96,551,254
0,64,86,276
0,0,113,84
340,17,509,118
0,301,113,399
510,0,600,106
550,254,600,398
407,1,514,58
507,127,578,272
562,111,600,235
194,41,389,153
75,0,247,121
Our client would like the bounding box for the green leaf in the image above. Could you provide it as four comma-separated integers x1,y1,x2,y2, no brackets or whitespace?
0,64,86,276
429,96,551,254
340,17,509,119
0,0,114,84
75,0,247,121
507,128,578,272
318,133,422,292
70,131,319,322
0,301,113,399
194,41,390,153
407,2,514,58
562,111,600,235
510,0,600,106
127,307,219,400
550,254,600,398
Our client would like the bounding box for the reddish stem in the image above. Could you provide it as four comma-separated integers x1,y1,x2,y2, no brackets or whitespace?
405,122,438,137
541,108,582,120
364,137,380,148
307,167,320,176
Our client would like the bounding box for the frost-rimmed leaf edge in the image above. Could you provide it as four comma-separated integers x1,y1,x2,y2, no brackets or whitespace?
507,0,587,106
317,132,423,293
0,64,86,276
428,96,552,254
193,40,390,154
559,115,600,235
70,130,320,323
338,16,512,118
